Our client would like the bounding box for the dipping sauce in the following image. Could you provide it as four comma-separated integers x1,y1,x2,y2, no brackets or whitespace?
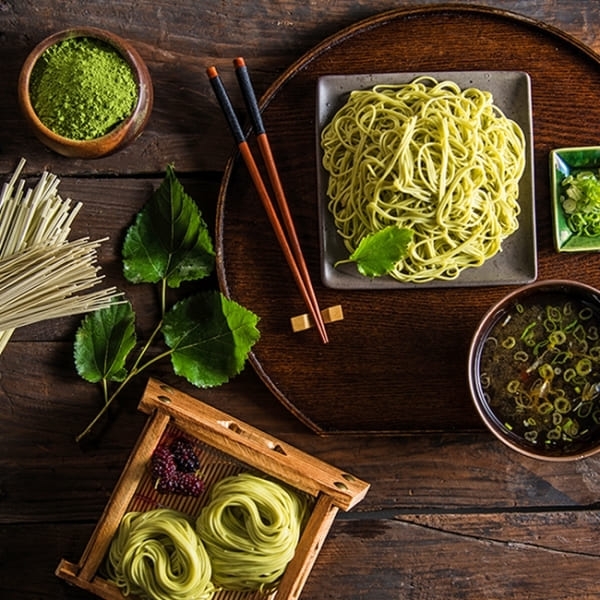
479,290,600,455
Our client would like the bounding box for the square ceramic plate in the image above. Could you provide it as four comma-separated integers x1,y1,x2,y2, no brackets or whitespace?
315,71,537,289
550,146,600,252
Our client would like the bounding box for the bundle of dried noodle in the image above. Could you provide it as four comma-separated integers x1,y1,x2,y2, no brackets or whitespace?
0,239,121,331
0,159,120,352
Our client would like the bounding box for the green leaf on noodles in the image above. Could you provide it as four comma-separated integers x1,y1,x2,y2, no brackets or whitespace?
341,226,413,278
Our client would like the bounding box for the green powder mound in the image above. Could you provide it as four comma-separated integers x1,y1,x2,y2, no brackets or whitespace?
30,36,139,140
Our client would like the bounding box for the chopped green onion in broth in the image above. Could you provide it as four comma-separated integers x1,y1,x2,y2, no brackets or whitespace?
479,292,600,454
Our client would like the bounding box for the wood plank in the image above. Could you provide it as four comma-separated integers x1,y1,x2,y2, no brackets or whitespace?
3,511,600,599
0,1,599,176
304,512,600,599
401,511,600,556
2,342,600,524
2,2,600,599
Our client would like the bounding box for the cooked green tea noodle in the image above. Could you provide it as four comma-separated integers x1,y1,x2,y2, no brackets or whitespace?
105,508,214,600
321,76,526,282
195,472,308,593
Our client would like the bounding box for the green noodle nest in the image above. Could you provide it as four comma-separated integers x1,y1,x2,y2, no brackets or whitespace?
105,508,215,600
104,474,308,597
195,472,308,593
321,76,526,283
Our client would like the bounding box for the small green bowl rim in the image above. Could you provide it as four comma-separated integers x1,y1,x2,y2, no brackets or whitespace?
550,146,600,253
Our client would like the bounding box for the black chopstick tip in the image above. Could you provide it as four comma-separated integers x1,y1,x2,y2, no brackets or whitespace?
233,57,246,69
206,66,219,79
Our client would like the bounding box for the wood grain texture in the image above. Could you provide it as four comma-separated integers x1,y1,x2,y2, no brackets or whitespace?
0,0,598,176
2,2,600,599
304,512,600,599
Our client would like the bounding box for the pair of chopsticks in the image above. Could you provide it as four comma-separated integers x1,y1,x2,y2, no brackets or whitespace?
207,58,328,343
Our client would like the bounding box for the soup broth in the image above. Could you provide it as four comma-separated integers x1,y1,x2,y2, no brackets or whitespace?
479,291,600,454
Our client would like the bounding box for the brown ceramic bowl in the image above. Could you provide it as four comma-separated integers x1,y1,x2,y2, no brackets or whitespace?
468,279,600,461
18,27,153,158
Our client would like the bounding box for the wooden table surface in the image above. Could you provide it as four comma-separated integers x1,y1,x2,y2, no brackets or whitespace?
2,1,600,599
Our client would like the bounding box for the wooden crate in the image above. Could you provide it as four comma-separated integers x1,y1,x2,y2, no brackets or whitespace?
56,378,370,600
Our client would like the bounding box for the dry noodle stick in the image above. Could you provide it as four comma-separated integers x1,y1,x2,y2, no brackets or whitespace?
26,175,79,244
0,290,119,330
0,160,109,352
0,240,122,331
0,241,103,298
2,166,44,249
7,193,75,251
0,176,78,255
0,243,112,305
0,159,79,256
0,161,79,349
0,240,108,294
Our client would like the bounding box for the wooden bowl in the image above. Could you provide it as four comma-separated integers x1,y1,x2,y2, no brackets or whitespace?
468,279,600,461
18,27,153,158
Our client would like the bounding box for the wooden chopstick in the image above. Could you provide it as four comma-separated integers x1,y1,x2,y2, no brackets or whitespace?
207,65,329,343
232,57,329,344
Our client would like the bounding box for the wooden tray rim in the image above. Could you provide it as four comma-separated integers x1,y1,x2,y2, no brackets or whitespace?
215,4,600,435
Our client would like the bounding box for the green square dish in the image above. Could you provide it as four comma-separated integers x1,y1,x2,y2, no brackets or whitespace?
551,146,600,252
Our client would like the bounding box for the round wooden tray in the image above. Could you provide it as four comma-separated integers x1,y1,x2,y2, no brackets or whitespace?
216,5,600,434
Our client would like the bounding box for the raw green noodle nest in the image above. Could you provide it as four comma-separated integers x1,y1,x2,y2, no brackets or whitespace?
105,473,309,597
104,508,215,600
195,472,309,593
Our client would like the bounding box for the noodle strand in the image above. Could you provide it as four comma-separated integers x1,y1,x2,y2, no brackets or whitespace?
195,472,308,593
321,76,526,282
105,508,215,600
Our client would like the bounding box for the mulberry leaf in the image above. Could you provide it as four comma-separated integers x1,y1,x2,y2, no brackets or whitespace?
74,301,136,383
161,291,260,388
122,165,215,287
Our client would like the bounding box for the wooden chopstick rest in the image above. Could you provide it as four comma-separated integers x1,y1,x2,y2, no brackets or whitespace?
291,304,344,333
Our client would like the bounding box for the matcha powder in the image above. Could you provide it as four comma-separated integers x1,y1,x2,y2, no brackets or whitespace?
30,36,139,140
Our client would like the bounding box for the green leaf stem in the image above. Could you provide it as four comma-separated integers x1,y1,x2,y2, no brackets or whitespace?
74,167,259,443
